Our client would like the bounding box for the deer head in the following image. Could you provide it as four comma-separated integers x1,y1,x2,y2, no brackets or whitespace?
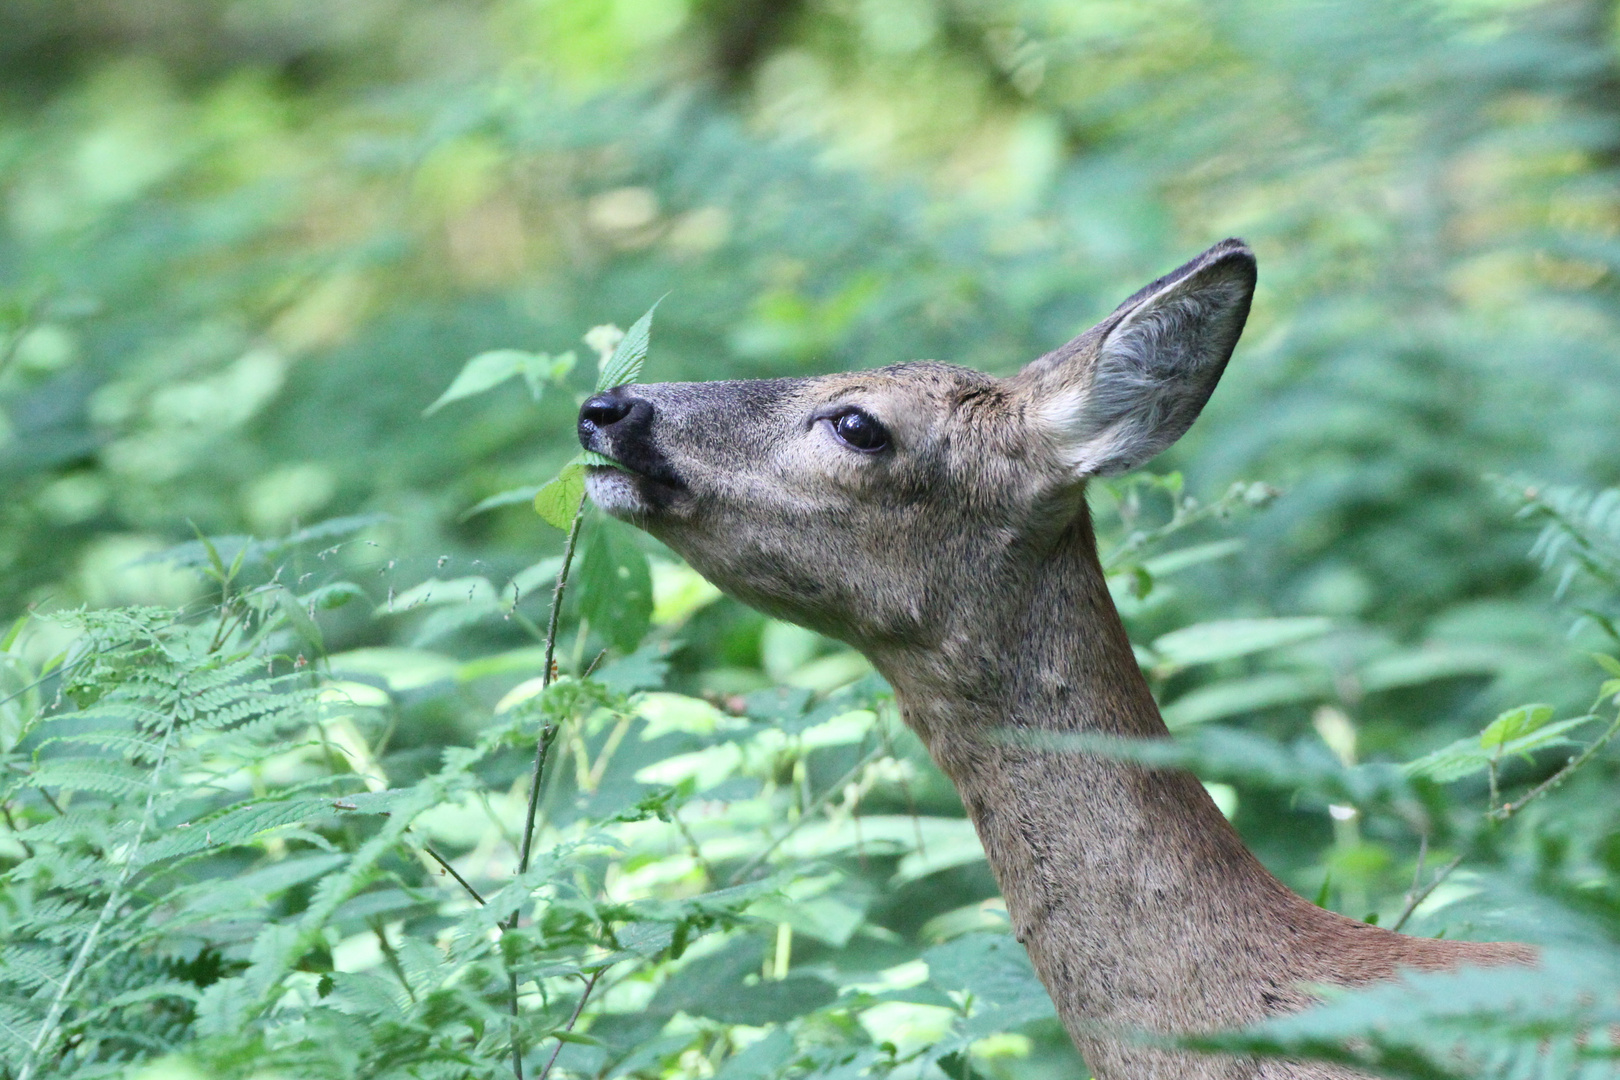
578,239,1255,671
577,241,1536,1078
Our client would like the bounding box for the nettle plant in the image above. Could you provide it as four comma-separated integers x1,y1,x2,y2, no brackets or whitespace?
0,308,1617,1080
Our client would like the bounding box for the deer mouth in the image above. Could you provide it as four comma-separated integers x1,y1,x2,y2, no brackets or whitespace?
577,388,686,515
582,453,684,518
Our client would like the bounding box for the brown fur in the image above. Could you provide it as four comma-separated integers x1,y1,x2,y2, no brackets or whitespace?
579,240,1534,1079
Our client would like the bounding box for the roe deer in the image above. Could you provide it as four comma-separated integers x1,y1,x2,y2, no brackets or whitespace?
577,239,1534,1079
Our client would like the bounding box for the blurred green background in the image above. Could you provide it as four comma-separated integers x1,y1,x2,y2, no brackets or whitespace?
6,0,1617,632
4,2,1620,1076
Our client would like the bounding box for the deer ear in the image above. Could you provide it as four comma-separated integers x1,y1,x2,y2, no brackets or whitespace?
1015,239,1256,477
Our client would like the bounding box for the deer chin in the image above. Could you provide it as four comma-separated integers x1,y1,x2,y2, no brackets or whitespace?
584,464,685,519
584,466,646,518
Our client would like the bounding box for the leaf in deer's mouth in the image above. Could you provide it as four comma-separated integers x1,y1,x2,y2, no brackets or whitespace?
581,449,626,471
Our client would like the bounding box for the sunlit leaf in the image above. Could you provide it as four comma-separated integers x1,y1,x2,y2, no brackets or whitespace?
534,463,585,531
595,298,662,392
1479,703,1554,750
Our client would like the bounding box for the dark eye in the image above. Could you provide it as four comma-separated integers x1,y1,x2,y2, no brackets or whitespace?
829,408,889,452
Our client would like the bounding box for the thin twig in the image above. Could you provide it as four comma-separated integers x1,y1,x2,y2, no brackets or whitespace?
517,507,585,878
509,969,526,1080
728,743,887,886
1390,853,1465,934
372,918,417,1003
1,803,33,859
671,811,719,883
537,968,605,1080
1397,831,1428,919
508,501,587,1080
423,842,486,905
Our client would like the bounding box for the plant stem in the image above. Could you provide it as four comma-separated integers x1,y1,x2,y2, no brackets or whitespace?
1389,853,1465,933
1488,710,1620,823
672,810,719,883
18,696,179,1080
423,842,486,905
537,968,605,1080
508,500,586,1080
728,743,886,886
517,505,585,878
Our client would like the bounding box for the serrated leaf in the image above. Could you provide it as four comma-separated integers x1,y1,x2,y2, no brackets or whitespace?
1406,715,1595,782
577,518,653,653
924,932,1054,1019
535,464,585,531
1479,703,1554,749
595,299,662,392
651,936,836,1025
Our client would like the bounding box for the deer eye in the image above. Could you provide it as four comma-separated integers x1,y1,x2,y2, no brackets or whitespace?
829,408,889,453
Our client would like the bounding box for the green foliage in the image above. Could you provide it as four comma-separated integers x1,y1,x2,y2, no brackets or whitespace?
1190,948,1620,1079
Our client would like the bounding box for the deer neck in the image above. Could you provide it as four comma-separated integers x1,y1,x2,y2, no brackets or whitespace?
864,509,1442,1077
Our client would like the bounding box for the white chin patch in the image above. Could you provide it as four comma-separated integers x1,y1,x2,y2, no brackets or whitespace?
584,468,644,517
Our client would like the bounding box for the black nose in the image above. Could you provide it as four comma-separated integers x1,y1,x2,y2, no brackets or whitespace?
578,387,653,450
580,392,633,430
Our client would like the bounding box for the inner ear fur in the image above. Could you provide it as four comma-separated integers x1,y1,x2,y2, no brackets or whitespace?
1013,238,1257,477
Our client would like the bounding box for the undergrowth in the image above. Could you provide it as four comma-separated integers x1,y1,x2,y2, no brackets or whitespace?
1,319,1618,1080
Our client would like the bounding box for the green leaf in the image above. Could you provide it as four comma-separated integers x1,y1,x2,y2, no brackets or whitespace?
576,518,653,653
276,587,325,655
1162,672,1332,730
1150,617,1334,669
1140,538,1245,578
534,463,585,531
595,298,663,392
425,350,549,416
1479,703,1554,749
651,937,836,1025
550,1030,605,1046
461,484,543,520
924,932,1054,1019
524,350,576,400
1591,652,1620,678
1406,715,1594,782
301,582,367,611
